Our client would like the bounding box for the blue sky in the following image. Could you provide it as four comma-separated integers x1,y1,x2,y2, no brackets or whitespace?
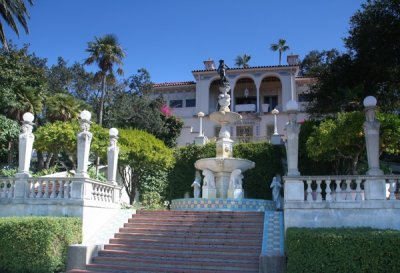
6,0,365,83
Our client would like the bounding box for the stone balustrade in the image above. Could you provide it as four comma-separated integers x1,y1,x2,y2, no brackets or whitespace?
0,178,15,198
0,177,121,204
284,175,399,202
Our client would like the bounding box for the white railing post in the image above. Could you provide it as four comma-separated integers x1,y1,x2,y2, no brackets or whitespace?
363,96,386,200
14,112,35,198
75,110,92,178
107,128,119,185
284,100,303,201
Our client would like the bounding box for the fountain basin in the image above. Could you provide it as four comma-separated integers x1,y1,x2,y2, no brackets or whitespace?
195,157,255,173
209,111,242,124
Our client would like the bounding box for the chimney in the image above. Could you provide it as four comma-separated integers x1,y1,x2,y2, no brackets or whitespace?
203,58,215,70
287,54,300,66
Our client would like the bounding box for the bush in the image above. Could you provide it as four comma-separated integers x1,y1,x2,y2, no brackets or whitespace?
167,142,284,200
0,217,82,273
286,228,400,273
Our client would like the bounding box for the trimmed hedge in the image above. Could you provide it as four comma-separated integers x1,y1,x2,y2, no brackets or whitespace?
0,217,82,273
286,228,400,273
167,142,284,200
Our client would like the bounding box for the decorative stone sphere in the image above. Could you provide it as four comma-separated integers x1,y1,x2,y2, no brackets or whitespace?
80,110,92,121
286,100,299,111
109,128,119,137
363,96,377,107
197,112,205,118
271,108,279,115
22,112,34,123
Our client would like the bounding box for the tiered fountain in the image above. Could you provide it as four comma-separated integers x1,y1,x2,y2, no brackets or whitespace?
171,60,275,211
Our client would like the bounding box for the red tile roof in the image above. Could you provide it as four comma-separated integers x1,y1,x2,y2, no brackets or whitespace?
153,81,196,87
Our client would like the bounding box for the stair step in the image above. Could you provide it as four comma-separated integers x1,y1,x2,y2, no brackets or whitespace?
119,226,263,234
110,236,262,245
104,243,260,256
98,249,259,262
90,256,259,271
105,243,261,253
115,230,262,240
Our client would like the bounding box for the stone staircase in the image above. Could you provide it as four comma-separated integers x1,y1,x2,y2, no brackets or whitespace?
68,210,265,273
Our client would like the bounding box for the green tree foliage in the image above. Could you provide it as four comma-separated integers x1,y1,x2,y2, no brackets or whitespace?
270,38,289,65
84,34,126,126
0,0,33,51
0,115,19,166
234,54,251,68
34,121,108,171
300,49,339,76
45,93,89,122
117,129,175,205
306,111,400,174
305,0,400,115
108,91,183,147
127,68,153,95
0,44,47,120
345,0,400,112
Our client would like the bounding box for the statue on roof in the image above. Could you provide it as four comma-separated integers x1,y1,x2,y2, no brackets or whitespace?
217,59,229,85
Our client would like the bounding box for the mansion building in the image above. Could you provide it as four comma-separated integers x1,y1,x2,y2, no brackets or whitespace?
151,55,312,146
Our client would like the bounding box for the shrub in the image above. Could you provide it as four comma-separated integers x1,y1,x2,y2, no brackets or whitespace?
0,217,82,273
286,228,400,273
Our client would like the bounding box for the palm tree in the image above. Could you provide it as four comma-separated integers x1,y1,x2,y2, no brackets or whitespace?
235,54,251,68
84,34,125,126
45,93,87,122
0,0,33,51
270,39,290,65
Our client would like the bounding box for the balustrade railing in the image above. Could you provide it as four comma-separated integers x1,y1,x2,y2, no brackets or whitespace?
284,175,400,202
0,177,120,203
28,177,72,199
0,178,15,199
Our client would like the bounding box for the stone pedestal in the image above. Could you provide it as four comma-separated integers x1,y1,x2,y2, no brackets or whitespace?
228,188,243,199
107,128,119,185
76,115,92,178
286,122,300,176
202,186,216,199
284,179,304,201
271,134,282,145
215,172,230,198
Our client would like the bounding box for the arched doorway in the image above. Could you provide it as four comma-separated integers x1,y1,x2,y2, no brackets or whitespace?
259,76,282,112
233,78,257,112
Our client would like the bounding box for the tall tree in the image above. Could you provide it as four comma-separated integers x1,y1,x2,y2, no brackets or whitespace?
84,34,125,126
0,0,33,51
235,54,251,68
0,44,47,120
270,39,289,65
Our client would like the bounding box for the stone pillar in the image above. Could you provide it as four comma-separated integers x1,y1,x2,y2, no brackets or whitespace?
107,128,119,185
363,96,385,200
75,110,93,178
285,101,300,176
284,100,303,201
195,112,208,145
14,112,35,198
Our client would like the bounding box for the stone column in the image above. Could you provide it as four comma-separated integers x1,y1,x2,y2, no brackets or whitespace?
195,112,208,145
14,112,35,198
107,128,119,185
284,100,303,201
363,96,385,200
75,110,93,178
